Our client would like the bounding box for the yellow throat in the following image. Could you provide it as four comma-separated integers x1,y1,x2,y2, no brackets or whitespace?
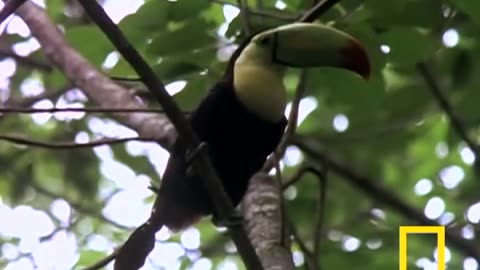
233,44,287,123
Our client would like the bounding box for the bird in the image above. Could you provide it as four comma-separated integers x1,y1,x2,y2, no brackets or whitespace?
113,22,370,270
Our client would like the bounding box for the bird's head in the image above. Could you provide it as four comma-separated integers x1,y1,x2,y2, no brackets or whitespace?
228,23,371,123
233,22,370,79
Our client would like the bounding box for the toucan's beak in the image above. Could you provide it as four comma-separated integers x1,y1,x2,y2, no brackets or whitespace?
266,23,371,79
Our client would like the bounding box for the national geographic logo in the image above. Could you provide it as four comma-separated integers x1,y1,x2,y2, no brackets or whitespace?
399,226,445,270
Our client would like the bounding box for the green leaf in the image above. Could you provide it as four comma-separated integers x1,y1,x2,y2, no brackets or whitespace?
167,0,210,22
153,60,204,82
111,144,159,183
380,27,436,67
64,26,114,67
118,1,169,45
11,162,33,203
365,0,443,28
33,152,64,194
63,149,100,199
146,19,216,57
45,0,64,21
45,68,68,91
75,250,108,268
173,75,212,111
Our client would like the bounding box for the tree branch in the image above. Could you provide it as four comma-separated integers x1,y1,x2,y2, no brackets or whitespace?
0,0,27,24
4,87,70,108
0,47,52,72
77,1,264,269
262,71,308,172
286,217,316,270
0,134,156,149
281,164,327,269
312,167,327,259
299,0,341,22
31,182,129,230
5,1,347,269
242,173,296,270
282,163,322,190
294,136,480,260
237,0,252,35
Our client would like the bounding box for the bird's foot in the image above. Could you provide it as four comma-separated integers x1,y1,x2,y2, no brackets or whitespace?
211,210,244,228
185,142,208,170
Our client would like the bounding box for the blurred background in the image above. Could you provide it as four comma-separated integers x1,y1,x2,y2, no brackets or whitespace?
0,0,479,269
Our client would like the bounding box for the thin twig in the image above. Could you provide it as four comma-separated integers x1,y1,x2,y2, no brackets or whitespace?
0,0,27,24
282,163,320,189
0,47,52,71
81,251,119,270
287,218,316,270
262,71,308,172
0,107,171,114
417,62,480,159
299,0,341,22
237,0,252,35
5,87,70,108
78,1,264,270
285,71,308,141
0,134,156,149
312,167,327,259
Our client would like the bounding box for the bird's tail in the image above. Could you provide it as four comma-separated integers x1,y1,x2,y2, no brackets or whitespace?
113,218,163,270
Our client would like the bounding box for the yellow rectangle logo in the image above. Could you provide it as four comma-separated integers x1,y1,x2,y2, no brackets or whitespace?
399,226,445,270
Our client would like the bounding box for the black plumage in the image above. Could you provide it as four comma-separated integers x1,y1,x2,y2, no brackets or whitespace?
152,33,287,230
114,36,287,270
154,78,287,230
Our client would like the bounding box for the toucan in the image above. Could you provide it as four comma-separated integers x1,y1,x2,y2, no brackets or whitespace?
113,22,370,270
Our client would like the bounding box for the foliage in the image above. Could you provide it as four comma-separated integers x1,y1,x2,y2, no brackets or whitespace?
0,0,479,270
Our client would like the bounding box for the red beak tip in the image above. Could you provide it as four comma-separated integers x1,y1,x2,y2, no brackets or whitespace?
343,39,371,80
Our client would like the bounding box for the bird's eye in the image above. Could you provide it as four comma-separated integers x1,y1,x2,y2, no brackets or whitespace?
259,36,270,45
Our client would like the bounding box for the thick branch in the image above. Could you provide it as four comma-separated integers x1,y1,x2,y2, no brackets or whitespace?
11,1,176,149
242,173,296,270
295,136,480,260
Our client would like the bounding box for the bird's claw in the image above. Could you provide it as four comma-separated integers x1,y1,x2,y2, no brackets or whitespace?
211,210,244,228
